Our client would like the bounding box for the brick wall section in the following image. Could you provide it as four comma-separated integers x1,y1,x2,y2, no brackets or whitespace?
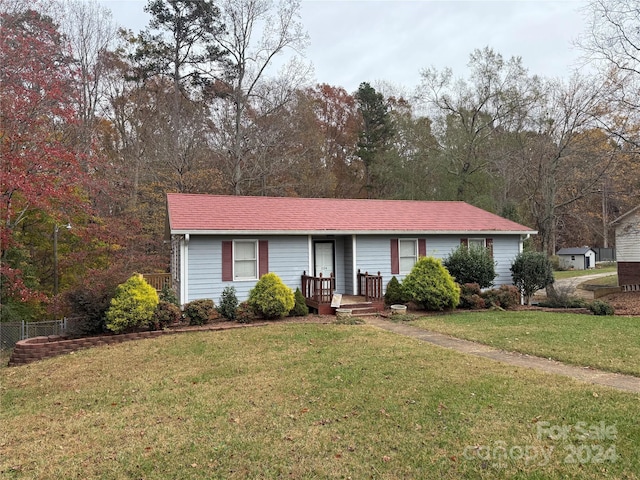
618,262,640,287
7,322,268,367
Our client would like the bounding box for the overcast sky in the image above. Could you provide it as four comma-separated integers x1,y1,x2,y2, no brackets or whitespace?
98,0,589,93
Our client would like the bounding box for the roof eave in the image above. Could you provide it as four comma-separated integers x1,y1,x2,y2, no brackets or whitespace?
170,229,537,236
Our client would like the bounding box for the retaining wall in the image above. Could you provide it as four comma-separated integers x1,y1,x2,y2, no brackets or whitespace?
7,322,266,367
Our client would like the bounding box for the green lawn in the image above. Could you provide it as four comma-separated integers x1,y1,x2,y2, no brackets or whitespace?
553,266,617,280
410,311,640,376
1,324,639,479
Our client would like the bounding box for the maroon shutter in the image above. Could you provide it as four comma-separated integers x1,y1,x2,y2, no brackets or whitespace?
222,241,233,281
259,240,269,277
460,238,468,247
391,239,399,275
418,238,426,257
486,238,494,258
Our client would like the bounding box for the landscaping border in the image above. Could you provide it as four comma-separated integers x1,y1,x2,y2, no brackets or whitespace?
7,322,269,367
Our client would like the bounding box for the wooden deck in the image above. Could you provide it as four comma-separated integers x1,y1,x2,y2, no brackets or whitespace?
302,270,385,315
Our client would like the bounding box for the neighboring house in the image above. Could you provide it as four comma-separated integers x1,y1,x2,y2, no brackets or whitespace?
556,247,596,270
166,194,537,313
611,205,640,287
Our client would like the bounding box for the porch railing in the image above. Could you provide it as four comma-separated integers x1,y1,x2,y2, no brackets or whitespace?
142,273,172,291
301,271,335,304
357,270,383,301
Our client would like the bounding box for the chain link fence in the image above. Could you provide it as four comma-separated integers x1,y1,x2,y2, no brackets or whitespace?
0,319,67,351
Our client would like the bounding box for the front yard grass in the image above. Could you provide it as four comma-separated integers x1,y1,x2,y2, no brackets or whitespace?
1,323,639,479
410,311,640,376
554,266,617,280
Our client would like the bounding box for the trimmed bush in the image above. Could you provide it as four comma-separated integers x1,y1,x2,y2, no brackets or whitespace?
384,276,405,306
151,301,182,329
444,245,496,289
289,287,309,317
106,274,159,333
236,301,255,324
218,286,239,320
459,283,483,309
402,257,460,311
184,299,215,325
510,251,554,305
248,273,295,319
589,300,615,316
482,285,520,309
159,283,179,306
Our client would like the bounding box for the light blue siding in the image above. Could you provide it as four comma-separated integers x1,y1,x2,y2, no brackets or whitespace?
187,235,309,303
426,235,520,286
184,233,523,303
356,234,521,289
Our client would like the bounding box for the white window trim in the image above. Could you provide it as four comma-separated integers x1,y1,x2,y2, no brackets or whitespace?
399,238,418,274
467,238,486,249
233,240,258,281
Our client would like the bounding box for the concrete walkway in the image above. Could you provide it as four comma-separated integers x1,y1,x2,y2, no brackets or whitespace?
365,316,640,394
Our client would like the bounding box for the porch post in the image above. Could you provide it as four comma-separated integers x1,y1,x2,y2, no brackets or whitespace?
352,235,358,295
308,235,313,275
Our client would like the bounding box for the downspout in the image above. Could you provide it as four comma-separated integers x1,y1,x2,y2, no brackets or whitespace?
181,234,189,306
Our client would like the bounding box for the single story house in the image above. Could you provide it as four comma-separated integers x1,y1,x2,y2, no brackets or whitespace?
166,194,537,313
556,247,596,270
611,205,640,288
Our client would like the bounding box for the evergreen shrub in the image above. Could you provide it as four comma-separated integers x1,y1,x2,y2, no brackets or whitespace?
588,300,615,316
106,274,159,333
444,245,496,289
236,301,255,323
402,257,460,311
152,301,182,329
384,276,405,305
510,251,554,305
184,299,215,325
248,273,295,319
218,286,239,320
289,287,309,317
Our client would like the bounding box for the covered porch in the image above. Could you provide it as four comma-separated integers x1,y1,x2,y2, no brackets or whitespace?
301,270,385,315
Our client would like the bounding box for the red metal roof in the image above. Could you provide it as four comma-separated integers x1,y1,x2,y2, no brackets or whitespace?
167,194,536,234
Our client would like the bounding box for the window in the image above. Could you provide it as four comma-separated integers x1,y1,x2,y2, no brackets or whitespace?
468,238,486,249
234,241,257,280
399,239,417,273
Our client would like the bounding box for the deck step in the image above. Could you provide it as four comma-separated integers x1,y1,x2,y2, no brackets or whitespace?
339,302,384,316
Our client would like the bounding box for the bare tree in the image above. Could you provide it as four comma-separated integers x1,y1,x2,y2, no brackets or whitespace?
579,0,640,147
55,0,118,150
209,0,311,195
515,75,617,254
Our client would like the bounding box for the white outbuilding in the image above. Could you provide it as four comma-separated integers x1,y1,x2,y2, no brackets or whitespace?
556,247,596,270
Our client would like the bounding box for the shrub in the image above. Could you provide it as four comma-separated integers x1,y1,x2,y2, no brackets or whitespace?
248,273,295,319
458,283,483,309
151,301,182,329
588,300,615,316
289,287,309,317
184,299,215,325
63,267,129,335
538,297,588,309
217,286,239,320
159,283,179,306
444,245,496,289
510,251,554,305
482,285,520,309
402,257,460,311
236,301,255,323
106,274,159,333
384,276,405,305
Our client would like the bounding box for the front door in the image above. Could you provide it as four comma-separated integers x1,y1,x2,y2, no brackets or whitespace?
314,241,334,278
